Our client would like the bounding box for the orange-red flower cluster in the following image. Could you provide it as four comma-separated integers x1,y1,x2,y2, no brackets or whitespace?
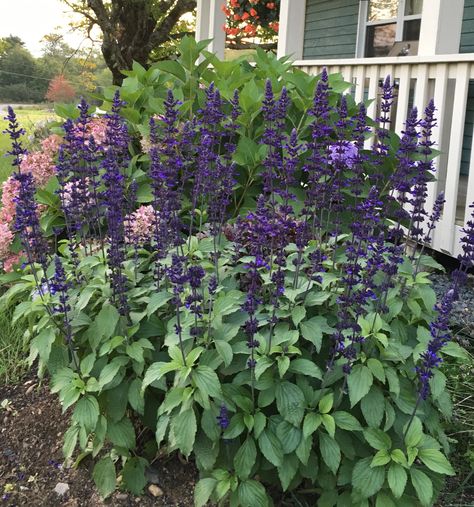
222,0,280,39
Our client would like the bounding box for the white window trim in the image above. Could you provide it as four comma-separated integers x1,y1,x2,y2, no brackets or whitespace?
356,0,423,58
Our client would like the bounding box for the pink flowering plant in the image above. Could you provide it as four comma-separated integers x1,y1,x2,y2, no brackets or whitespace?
1,38,472,506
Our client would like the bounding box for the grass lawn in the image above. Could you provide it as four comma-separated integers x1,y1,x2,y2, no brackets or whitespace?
0,108,57,184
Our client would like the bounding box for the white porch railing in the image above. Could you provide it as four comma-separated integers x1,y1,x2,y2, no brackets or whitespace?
293,54,474,258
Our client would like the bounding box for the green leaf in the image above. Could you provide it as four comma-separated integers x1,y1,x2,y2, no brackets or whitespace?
31,328,56,364
275,381,305,426
171,409,197,457
364,428,392,450
288,359,322,379
418,448,455,475
192,365,222,399
352,457,385,498
319,433,341,475
72,395,99,431
321,414,335,438
80,353,96,377
292,306,306,326
276,420,302,454
63,425,79,459
387,463,407,498
238,480,268,507
147,291,173,316
92,457,116,499
390,449,408,467
371,449,391,467
278,453,299,491
361,386,385,428
234,437,256,479
348,365,373,407
404,416,423,448
318,393,334,414
258,429,283,467
215,340,233,367
375,492,396,507
367,358,385,382
333,411,363,431
98,360,122,390
107,418,136,449
194,478,217,507
126,342,144,363
429,370,446,400
410,468,433,507
122,457,147,495
154,60,187,82
277,356,290,378
253,412,266,439
96,303,120,340
442,341,469,360
300,316,332,352
142,361,180,390
303,412,322,438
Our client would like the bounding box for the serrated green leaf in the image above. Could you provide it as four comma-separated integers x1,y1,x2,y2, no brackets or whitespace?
192,365,222,398
277,355,290,378
258,428,283,466
352,457,385,498
107,418,136,449
277,453,299,491
404,416,423,448
72,395,99,431
333,411,363,431
122,457,147,495
234,437,256,480
319,393,334,414
171,409,197,457
348,365,373,407
364,428,392,450
194,478,217,507
288,358,322,379
63,425,79,459
367,358,385,382
215,340,233,366
238,480,268,507
371,449,391,468
361,386,385,428
275,381,305,426
418,448,455,475
303,412,322,438
390,449,408,467
147,291,173,316
319,432,340,475
321,414,335,438
300,316,332,352
387,463,407,498
276,420,302,454
92,457,116,499
410,468,433,506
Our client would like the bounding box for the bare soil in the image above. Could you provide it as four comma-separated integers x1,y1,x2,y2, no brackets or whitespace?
0,377,197,506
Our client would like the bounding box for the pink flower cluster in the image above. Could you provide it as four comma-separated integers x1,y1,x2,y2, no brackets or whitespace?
125,205,156,244
85,117,108,146
0,134,62,271
20,134,62,186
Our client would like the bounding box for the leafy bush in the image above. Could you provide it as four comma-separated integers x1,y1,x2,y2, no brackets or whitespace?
1,38,473,506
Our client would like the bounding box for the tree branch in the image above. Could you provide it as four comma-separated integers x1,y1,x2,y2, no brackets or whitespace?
149,0,196,48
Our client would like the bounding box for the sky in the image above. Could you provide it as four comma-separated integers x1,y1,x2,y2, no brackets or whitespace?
0,0,97,56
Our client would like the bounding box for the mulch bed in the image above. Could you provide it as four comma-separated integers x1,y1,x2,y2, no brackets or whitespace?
0,377,197,506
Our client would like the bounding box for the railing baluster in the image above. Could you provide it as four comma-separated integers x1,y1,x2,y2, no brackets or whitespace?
441,62,470,253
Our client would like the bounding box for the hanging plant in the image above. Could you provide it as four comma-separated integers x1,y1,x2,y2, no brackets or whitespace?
222,0,280,41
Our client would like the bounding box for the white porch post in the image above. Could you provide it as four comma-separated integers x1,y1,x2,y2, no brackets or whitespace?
418,0,464,55
196,0,226,59
277,0,306,60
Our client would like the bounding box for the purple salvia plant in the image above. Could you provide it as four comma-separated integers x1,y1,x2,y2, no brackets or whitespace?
102,92,130,318
3,106,27,168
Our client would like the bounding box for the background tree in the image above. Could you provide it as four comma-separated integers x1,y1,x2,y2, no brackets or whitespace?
0,36,47,102
45,74,76,102
62,0,197,85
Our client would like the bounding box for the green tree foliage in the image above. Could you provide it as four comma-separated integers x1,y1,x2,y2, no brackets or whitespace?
0,36,47,102
62,0,197,85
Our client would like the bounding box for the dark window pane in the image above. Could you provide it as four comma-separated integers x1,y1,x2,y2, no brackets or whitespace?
403,19,421,40
404,0,423,15
368,0,399,21
365,23,396,57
